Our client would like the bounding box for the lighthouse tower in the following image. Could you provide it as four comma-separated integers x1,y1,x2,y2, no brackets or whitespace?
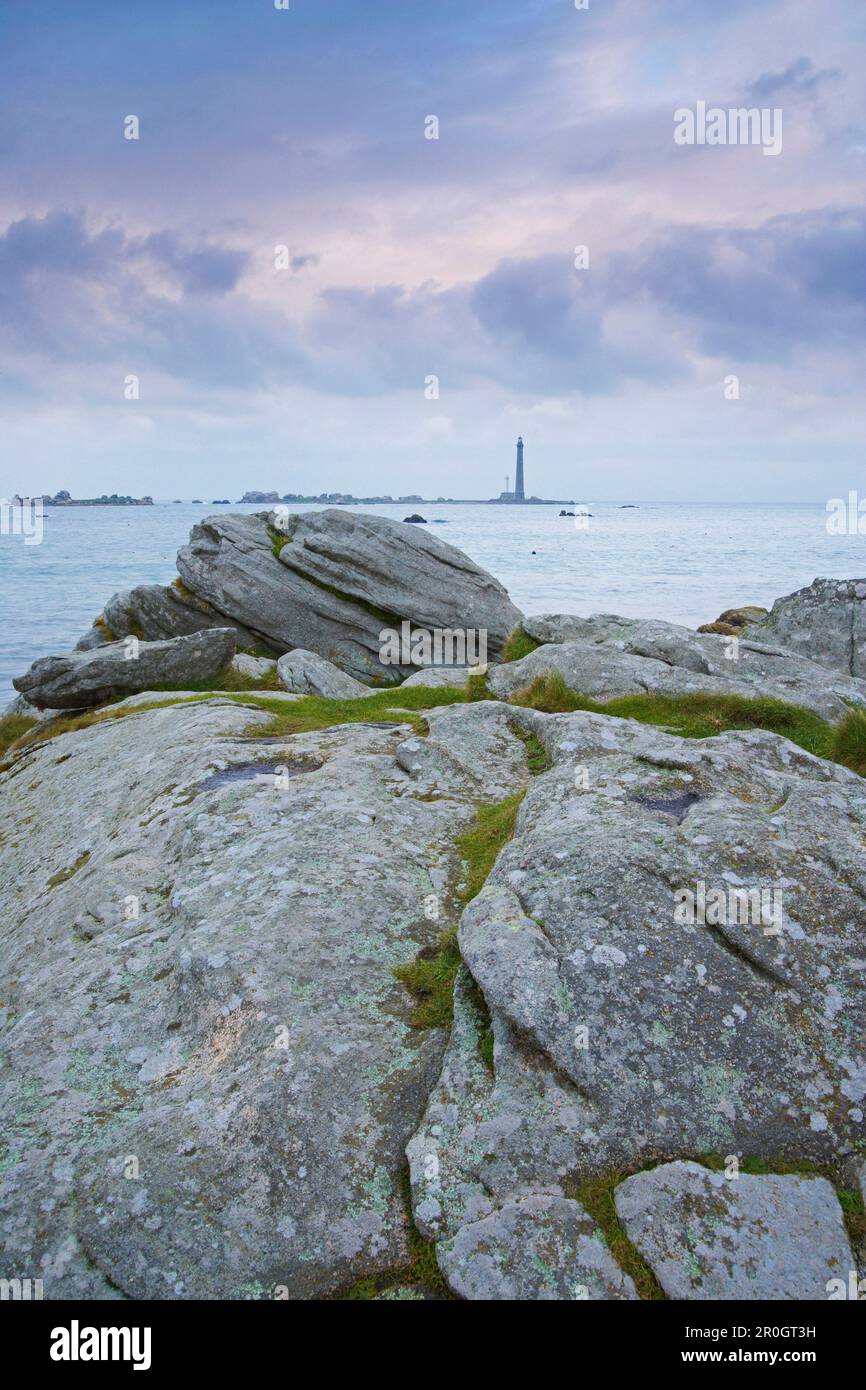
514,437,525,501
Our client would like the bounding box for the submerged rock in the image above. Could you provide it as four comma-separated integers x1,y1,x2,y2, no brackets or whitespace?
615,1161,854,1300
12,630,237,710
492,613,866,721
745,577,866,677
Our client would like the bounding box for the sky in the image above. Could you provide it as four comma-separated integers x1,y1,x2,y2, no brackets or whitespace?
0,0,864,502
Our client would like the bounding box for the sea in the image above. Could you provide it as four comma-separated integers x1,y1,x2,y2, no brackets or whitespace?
2,499,865,701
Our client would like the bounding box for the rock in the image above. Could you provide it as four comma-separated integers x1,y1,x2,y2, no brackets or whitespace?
102,582,267,653
615,1161,854,1300
403,514,427,524
698,605,769,636
400,667,472,690
231,654,277,682
276,649,373,699
3,693,55,721
488,613,866,721
521,613,593,644
409,706,866,1257
12,630,237,710
745,578,866,677
171,509,521,682
74,626,113,652
0,697,528,1297
437,1194,638,1300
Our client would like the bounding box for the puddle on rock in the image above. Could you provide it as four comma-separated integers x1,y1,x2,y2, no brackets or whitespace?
198,759,319,791
629,790,703,823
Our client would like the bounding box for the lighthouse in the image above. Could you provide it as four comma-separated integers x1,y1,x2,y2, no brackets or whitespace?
514,436,525,501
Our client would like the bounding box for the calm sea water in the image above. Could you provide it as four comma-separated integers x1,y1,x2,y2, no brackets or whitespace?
2,500,865,700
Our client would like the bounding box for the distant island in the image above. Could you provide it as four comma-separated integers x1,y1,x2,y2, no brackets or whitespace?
238,440,575,507
37,490,153,507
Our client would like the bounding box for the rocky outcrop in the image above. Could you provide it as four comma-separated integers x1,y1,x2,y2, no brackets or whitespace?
12,630,237,710
170,509,521,682
4,595,866,1302
276,649,372,699
744,577,866,677
492,613,866,721
42,509,520,692
0,697,530,1298
615,1162,855,1300
408,706,866,1293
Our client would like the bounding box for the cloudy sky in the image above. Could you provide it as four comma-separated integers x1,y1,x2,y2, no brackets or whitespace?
1,0,864,501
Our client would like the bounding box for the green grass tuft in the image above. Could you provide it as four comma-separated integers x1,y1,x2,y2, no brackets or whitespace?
0,713,38,757
394,792,525,1031
394,926,461,1030
509,724,550,774
570,1170,666,1300
512,673,856,766
153,664,282,694
267,527,289,560
455,791,525,904
47,850,91,888
830,706,866,776
501,626,541,664
466,671,494,702
245,685,467,738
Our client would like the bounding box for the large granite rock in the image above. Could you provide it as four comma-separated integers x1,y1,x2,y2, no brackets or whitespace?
99,582,267,654
408,705,866,1278
276,649,372,699
175,509,521,681
615,1161,855,1300
0,697,529,1298
491,614,866,721
12,630,237,710
745,577,866,677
